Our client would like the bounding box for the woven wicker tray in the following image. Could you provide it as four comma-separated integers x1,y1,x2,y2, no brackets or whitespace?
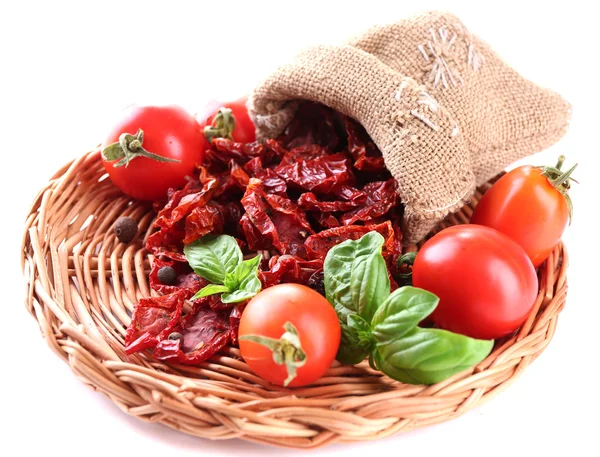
21,150,568,449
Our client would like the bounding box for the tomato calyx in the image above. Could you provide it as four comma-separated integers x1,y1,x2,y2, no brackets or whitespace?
102,129,181,168
540,155,578,223
203,108,236,142
239,321,307,387
396,251,417,284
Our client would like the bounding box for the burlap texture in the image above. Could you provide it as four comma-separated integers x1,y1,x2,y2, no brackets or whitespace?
249,11,571,243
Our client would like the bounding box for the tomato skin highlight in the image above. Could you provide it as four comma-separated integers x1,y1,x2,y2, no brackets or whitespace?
470,166,569,267
238,284,340,387
412,225,538,340
102,105,204,201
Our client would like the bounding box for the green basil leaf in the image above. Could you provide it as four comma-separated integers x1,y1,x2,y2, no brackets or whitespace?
324,231,390,322
347,314,372,333
221,273,262,304
335,314,376,364
373,327,494,385
224,273,238,291
184,234,242,284
336,323,372,365
232,255,262,284
372,286,440,344
190,284,231,301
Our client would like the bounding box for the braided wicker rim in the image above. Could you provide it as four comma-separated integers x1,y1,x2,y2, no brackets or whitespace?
21,150,568,449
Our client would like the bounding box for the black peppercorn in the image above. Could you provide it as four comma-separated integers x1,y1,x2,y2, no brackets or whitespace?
168,332,183,341
157,266,177,285
114,216,138,243
307,270,326,296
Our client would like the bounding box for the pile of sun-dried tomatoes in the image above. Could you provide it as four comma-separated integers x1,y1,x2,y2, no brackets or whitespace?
125,103,404,364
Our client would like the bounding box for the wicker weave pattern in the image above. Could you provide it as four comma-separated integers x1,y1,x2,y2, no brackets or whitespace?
21,150,568,449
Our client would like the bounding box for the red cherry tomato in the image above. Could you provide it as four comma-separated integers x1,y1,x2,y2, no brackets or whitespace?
471,158,576,267
197,98,256,145
102,105,204,201
239,284,340,387
412,225,538,340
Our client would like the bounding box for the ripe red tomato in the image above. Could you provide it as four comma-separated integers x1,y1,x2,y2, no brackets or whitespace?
197,98,256,145
238,284,340,387
101,105,204,201
412,225,538,340
471,158,576,267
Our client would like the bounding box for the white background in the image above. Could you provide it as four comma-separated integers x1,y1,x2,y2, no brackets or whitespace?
2,1,599,456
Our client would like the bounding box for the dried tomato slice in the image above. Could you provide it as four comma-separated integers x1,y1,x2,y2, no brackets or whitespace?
345,117,386,172
149,258,207,296
298,192,363,212
244,157,287,195
311,212,342,229
279,144,330,166
340,179,398,225
278,102,343,150
260,255,323,287
305,221,396,260
153,305,232,364
265,193,314,253
154,168,217,229
205,139,266,167
184,204,224,244
241,179,315,256
146,226,187,262
229,304,245,346
124,290,186,355
275,153,355,194
240,178,282,251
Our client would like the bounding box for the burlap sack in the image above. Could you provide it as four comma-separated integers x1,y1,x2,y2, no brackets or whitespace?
249,11,571,243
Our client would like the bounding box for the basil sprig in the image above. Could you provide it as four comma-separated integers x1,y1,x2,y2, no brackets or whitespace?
324,231,389,363
184,235,262,303
324,232,493,385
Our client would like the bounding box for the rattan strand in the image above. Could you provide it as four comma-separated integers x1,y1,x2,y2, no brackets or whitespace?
21,150,568,449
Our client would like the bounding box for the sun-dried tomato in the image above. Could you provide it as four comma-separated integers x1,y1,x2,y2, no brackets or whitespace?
149,258,207,297
278,102,343,151
265,193,314,255
205,139,265,167
146,226,187,262
340,179,398,225
124,290,186,354
275,153,356,194
152,305,232,364
154,168,217,229
311,212,341,229
298,192,362,212
244,157,287,195
229,304,245,346
305,221,396,260
345,117,386,172
263,139,288,162
229,160,250,189
240,178,282,251
184,204,224,244
279,144,330,166
260,255,323,287
241,179,315,256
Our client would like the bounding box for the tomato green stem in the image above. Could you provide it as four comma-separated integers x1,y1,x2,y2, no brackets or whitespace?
239,321,306,387
396,251,417,282
101,129,181,168
540,155,578,224
203,108,236,142
551,163,578,189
